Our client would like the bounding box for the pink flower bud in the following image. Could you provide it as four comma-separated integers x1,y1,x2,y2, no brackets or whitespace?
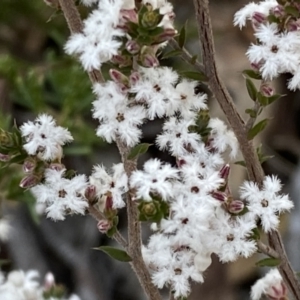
129,71,141,85
44,272,55,290
85,185,97,202
287,19,300,32
227,200,245,214
252,12,267,29
23,157,36,173
109,69,130,90
141,53,159,67
19,175,40,189
270,5,285,18
126,40,140,54
0,153,10,162
153,28,177,44
111,55,132,68
105,195,113,211
260,83,274,97
97,220,112,234
120,9,138,23
267,281,287,300
219,164,230,181
211,191,227,202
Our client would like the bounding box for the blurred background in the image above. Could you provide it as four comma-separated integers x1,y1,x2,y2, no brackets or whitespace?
0,0,299,299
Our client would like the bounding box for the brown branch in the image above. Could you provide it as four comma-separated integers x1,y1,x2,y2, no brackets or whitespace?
192,0,300,299
57,1,160,299
257,240,279,259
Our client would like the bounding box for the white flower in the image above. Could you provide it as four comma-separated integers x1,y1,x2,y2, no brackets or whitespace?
89,163,128,210
208,118,238,158
251,269,286,300
240,176,293,232
30,168,88,221
156,117,201,156
92,81,146,146
233,0,278,29
80,0,98,6
130,158,179,201
65,0,125,71
20,114,73,161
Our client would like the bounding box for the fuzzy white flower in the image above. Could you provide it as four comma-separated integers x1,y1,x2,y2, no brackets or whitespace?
234,0,278,29
130,158,178,201
89,163,128,210
31,168,88,221
65,0,125,71
80,0,98,6
93,81,146,146
240,175,293,232
20,114,73,161
156,117,201,156
251,269,286,300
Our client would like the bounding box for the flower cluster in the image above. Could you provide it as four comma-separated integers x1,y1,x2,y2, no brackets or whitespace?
234,0,300,90
0,270,80,300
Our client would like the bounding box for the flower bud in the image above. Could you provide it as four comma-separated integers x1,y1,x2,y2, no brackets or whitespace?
252,12,267,29
176,158,186,168
211,191,227,202
260,83,274,97
152,28,177,44
109,69,130,90
140,47,159,67
219,164,230,181
126,40,140,54
111,54,132,68
105,195,113,211
44,272,55,291
266,281,287,299
129,71,141,85
286,19,300,32
23,157,36,173
227,200,245,214
97,219,112,234
270,5,284,18
85,185,97,203
19,175,40,189
120,9,138,24
0,153,10,162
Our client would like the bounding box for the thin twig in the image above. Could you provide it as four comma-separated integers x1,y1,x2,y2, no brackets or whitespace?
169,38,205,74
88,205,128,250
192,0,300,298
57,1,161,299
257,240,279,259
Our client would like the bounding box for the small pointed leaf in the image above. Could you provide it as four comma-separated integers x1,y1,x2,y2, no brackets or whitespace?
246,78,258,101
178,21,187,48
256,258,281,267
94,246,132,262
180,71,208,81
127,143,152,160
242,69,262,80
247,119,269,140
162,49,182,59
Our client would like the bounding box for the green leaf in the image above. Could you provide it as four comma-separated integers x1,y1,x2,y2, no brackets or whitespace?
247,119,269,140
256,258,281,267
179,71,208,81
242,69,262,80
257,93,282,106
245,108,257,118
162,49,182,59
246,78,258,101
127,143,152,160
266,94,282,105
94,246,132,262
178,21,187,48
285,5,300,18
251,228,260,240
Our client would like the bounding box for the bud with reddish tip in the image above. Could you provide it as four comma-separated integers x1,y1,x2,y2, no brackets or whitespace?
49,163,65,171
260,83,274,97
109,69,130,89
126,40,140,54
219,164,230,181
85,185,97,204
129,71,141,85
287,19,300,32
153,28,177,44
19,175,40,189
0,153,10,162
211,191,227,202
227,200,245,214
270,5,284,18
251,12,267,29
23,157,36,173
120,9,138,24
111,54,132,68
97,219,112,234
267,281,287,300
105,195,113,211
140,47,159,67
